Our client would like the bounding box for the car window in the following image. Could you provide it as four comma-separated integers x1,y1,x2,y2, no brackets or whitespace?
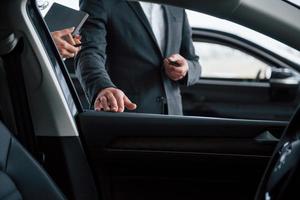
194,42,271,80
187,10,300,66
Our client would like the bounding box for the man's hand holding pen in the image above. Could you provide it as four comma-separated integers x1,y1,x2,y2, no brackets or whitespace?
51,27,81,58
163,54,189,81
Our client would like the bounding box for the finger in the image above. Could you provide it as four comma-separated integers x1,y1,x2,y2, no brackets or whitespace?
164,58,182,69
73,35,82,41
77,35,82,40
64,33,76,45
168,65,185,73
172,73,184,80
168,54,185,65
114,92,125,112
166,70,183,81
55,27,75,37
59,49,75,59
100,96,110,111
94,97,103,111
167,54,179,62
74,38,81,51
124,95,137,110
175,58,186,66
106,93,118,112
171,54,184,60
165,65,178,79
60,40,79,54
170,70,186,78
163,58,170,65
74,38,81,45
164,62,175,71
165,65,185,77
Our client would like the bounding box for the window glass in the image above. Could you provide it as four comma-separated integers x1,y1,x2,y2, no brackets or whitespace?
194,42,271,80
187,10,300,66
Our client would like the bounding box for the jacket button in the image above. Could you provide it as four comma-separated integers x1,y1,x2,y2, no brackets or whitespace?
156,96,166,103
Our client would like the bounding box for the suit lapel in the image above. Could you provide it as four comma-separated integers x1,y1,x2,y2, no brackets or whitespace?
127,1,163,58
164,6,180,58
164,5,172,58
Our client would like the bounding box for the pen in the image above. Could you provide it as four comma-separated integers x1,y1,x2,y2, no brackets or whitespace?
168,59,181,67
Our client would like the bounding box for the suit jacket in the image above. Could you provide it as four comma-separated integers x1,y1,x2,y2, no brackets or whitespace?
75,0,201,115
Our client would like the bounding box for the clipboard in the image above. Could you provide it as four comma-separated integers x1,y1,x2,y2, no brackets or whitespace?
44,3,89,35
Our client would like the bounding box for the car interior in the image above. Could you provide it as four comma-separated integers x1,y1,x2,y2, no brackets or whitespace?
0,0,300,200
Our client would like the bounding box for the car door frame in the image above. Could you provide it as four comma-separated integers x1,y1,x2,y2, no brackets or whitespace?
180,28,300,120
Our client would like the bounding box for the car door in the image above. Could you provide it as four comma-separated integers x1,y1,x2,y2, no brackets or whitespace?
181,28,300,121
72,7,298,200
76,112,287,200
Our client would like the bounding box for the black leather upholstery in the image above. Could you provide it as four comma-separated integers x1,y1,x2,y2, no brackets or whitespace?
0,122,66,200
0,172,22,200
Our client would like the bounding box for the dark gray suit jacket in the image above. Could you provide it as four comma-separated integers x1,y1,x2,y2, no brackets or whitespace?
75,0,201,115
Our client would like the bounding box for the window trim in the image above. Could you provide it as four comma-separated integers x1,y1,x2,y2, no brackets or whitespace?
283,0,300,9
27,0,84,114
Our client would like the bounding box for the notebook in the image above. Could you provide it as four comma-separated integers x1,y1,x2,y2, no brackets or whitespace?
44,3,89,35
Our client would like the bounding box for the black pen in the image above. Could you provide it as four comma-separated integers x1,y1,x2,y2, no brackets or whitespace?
168,59,181,67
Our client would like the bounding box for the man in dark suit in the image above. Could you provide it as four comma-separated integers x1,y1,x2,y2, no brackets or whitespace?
75,0,201,115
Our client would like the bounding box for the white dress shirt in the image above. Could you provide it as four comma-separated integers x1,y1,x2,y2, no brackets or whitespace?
139,2,166,53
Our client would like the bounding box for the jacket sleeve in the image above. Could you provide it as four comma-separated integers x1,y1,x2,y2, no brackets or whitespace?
179,10,201,86
75,0,116,104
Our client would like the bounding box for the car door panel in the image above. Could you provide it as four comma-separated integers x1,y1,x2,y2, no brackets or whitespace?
77,112,287,200
181,79,299,121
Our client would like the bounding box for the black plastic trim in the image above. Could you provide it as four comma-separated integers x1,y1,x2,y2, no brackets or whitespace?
37,136,99,200
26,0,83,113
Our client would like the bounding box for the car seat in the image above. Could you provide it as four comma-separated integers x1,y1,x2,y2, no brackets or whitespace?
0,121,66,200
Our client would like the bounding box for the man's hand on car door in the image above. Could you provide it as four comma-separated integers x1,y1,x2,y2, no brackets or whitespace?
94,87,137,112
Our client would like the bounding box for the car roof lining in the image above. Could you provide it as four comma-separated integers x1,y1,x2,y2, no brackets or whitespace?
141,0,300,51
232,0,300,51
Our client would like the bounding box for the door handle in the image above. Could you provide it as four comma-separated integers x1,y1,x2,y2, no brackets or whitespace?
255,131,280,144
